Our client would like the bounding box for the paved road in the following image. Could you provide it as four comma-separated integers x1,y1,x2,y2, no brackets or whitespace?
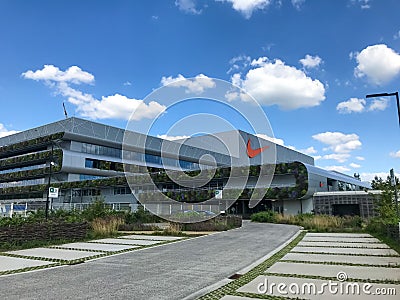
0,222,299,300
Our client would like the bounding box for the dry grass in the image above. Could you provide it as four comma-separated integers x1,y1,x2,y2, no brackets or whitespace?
91,216,124,236
164,222,183,234
274,213,360,232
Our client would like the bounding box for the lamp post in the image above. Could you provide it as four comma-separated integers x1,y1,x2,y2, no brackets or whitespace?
45,143,54,220
366,92,400,217
390,169,399,218
365,92,400,127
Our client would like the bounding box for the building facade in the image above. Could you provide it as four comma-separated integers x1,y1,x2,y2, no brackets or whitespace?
0,117,371,217
313,191,381,218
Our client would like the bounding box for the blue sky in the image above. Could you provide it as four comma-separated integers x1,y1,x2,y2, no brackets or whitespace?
0,0,399,181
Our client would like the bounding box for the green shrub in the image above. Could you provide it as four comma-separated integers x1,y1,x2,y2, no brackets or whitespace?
124,205,161,224
250,210,278,223
81,198,114,221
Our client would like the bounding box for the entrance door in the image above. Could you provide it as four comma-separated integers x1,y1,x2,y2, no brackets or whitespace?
332,204,360,216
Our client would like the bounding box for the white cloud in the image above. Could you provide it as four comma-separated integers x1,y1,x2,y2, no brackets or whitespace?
161,74,216,94
394,30,400,40
336,98,366,113
76,94,165,120
22,65,94,85
336,97,389,114
300,146,317,155
356,156,365,161
157,134,191,141
312,132,362,153
123,81,132,86
390,150,400,158
360,172,400,183
217,0,271,19
175,0,202,14
0,124,19,138
368,98,389,111
350,163,361,168
299,54,322,69
255,133,284,145
321,153,351,163
350,0,371,9
354,44,400,85
230,57,326,109
227,55,251,74
23,65,165,121
324,165,351,173
291,0,305,10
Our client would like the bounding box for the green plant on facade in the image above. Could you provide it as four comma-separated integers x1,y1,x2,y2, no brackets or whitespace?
0,132,64,156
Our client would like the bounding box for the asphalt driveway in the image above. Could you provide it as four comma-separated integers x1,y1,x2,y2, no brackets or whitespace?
0,221,299,300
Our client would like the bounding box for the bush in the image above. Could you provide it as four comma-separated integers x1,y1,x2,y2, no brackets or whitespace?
124,205,162,224
81,198,114,221
250,210,278,223
182,215,242,231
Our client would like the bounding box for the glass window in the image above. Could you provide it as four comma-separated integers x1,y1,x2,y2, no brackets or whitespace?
85,159,94,168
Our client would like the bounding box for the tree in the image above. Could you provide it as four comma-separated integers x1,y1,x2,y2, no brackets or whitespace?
371,175,399,225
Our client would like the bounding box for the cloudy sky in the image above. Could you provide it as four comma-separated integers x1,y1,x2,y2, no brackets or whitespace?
0,0,399,182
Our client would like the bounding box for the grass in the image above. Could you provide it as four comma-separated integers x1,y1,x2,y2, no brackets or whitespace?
276,214,363,232
91,216,124,236
368,231,400,256
280,259,400,268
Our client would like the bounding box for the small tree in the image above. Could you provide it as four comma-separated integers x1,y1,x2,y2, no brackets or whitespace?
376,189,399,225
370,175,399,226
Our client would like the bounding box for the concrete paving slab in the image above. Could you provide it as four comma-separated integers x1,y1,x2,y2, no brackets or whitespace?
90,238,161,246
119,234,184,241
238,275,400,299
303,236,381,243
7,248,103,261
282,252,400,266
297,241,390,248
292,246,399,256
0,256,54,272
305,233,372,238
220,296,259,300
266,262,400,281
55,242,139,252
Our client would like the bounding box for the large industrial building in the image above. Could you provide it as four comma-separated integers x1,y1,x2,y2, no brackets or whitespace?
0,117,371,218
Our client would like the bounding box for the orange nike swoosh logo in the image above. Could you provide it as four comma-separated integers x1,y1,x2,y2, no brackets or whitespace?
247,139,269,158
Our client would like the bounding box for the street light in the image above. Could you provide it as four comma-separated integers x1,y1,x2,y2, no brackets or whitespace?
366,92,400,217
365,92,400,127
390,169,399,218
45,143,54,219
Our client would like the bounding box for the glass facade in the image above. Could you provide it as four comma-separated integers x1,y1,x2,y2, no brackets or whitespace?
0,178,45,188
114,187,131,195
82,142,200,170
79,174,107,181
81,143,122,158
0,163,46,175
